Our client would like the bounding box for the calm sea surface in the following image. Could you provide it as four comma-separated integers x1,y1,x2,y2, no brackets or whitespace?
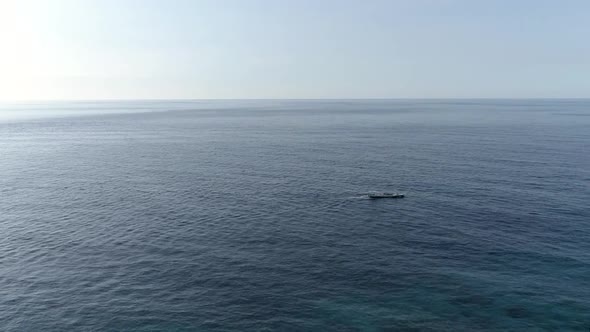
1,100,589,331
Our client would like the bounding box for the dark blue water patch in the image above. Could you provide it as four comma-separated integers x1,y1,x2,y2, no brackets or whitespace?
0,100,589,331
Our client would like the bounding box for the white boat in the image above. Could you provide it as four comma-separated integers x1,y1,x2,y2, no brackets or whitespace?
368,192,405,199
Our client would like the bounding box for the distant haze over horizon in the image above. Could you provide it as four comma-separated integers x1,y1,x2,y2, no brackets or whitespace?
1,0,589,100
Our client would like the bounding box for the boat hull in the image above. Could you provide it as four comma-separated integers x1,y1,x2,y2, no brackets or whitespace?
368,194,405,199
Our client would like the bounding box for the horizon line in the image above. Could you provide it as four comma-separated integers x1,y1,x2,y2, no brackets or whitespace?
1,97,590,103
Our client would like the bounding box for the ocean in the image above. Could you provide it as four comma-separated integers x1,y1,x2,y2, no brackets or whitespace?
0,100,588,331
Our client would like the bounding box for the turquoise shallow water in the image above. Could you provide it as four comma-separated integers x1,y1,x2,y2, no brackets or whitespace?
0,100,589,331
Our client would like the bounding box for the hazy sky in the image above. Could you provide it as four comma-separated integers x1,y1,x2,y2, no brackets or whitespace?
1,0,589,100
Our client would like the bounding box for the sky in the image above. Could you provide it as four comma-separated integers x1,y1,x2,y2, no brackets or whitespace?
0,0,589,100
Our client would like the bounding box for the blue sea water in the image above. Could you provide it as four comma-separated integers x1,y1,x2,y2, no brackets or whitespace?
0,100,589,331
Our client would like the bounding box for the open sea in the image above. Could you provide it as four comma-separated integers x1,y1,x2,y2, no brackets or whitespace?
0,99,589,331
